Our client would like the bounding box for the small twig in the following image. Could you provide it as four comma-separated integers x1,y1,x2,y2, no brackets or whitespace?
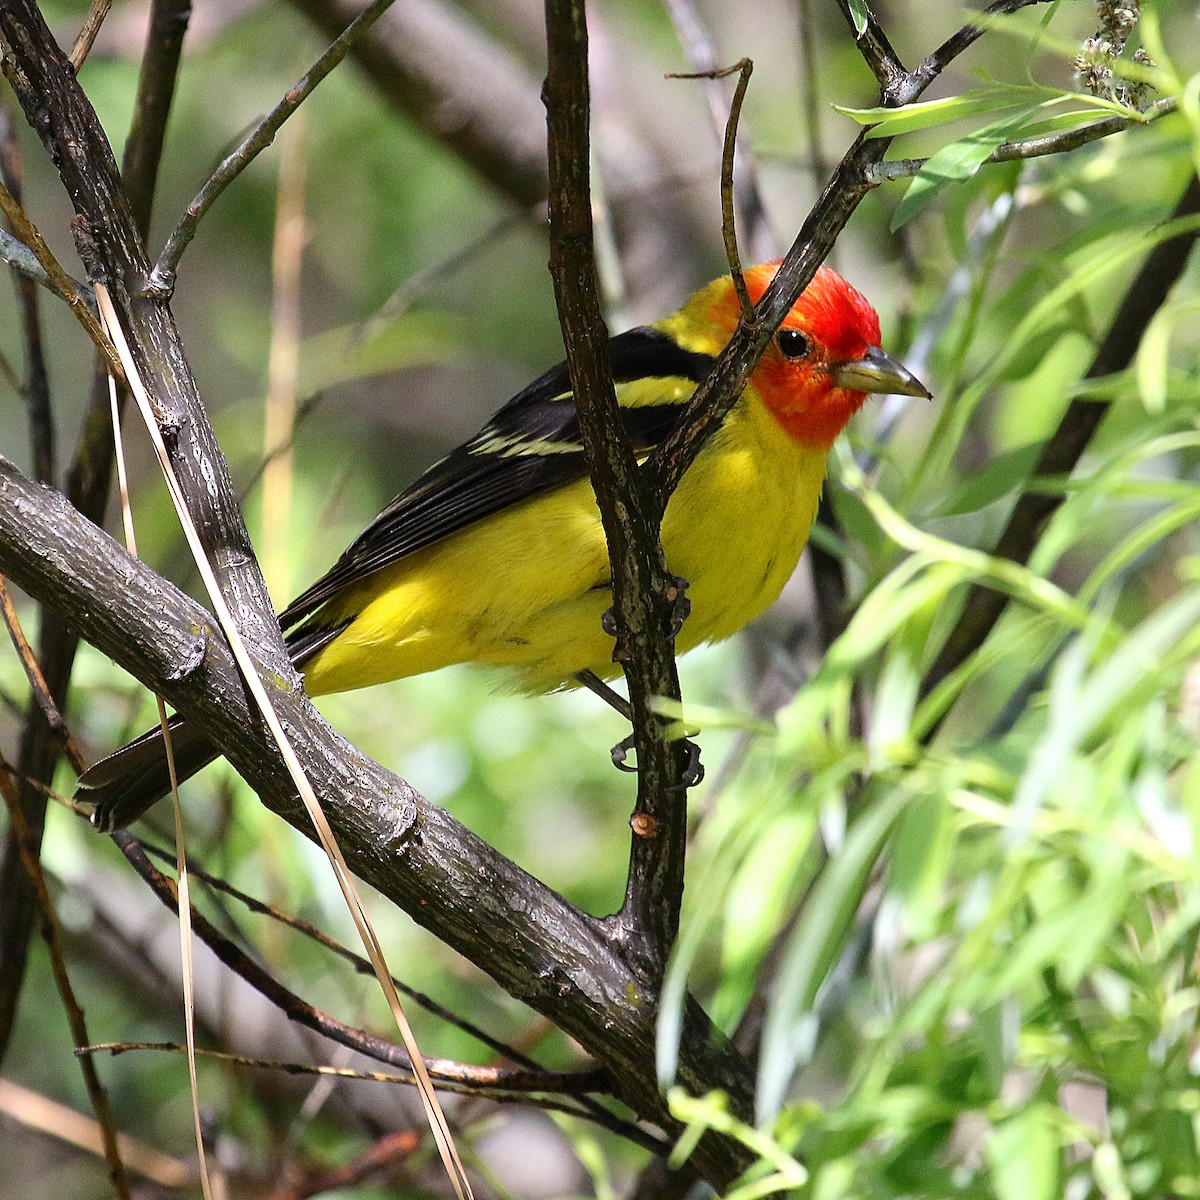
835,0,906,93
68,0,112,70
909,0,1052,104
134,839,571,1075
123,0,193,238
149,0,397,295
105,837,625,1101
77,1041,653,1144
670,59,756,324
664,0,773,261
868,96,1179,183
796,0,832,210
0,179,122,381
0,227,96,310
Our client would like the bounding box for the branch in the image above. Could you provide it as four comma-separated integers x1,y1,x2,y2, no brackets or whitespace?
835,0,907,93
920,172,1200,711
0,224,95,308
908,0,1052,104
0,178,121,379
132,837,652,1142
668,58,756,321
867,96,1180,183
544,0,692,980
149,0,395,294
0,113,53,484
122,0,192,237
664,2,773,262
109,839,615,1103
0,451,755,1187
68,0,112,70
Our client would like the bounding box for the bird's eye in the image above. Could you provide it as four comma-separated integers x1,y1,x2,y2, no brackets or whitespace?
777,328,811,359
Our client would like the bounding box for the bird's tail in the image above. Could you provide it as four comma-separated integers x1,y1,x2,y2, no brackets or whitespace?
77,715,220,832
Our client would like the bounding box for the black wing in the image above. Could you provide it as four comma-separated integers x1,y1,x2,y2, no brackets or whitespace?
278,327,715,632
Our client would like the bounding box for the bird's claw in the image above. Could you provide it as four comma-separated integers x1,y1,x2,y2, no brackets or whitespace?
666,575,691,638
608,734,704,789
611,734,638,773
600,575,691,641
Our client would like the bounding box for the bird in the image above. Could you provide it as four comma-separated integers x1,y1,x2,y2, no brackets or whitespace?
79,261,929,831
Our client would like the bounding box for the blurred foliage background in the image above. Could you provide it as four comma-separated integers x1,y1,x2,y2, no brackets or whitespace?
2,0,1200,1196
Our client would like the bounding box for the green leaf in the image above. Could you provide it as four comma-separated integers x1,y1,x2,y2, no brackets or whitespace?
891,105,1045,229
834,88,1029,137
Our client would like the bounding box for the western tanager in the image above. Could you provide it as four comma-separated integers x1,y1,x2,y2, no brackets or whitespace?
81,261,928,830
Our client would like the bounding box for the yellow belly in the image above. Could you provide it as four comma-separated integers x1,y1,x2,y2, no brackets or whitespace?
300,402,828,697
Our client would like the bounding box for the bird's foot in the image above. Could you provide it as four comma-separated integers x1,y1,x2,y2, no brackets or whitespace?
599,575,692,641
609,733,704,790
665,574,691,638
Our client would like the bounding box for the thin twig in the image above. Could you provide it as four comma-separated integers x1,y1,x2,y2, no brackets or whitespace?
797,0,832,217
149,0,396,295
0,227,97,309
0,179,122,381
664,0,773,261
68,0,112,69
0,111,53,484
134,840,582,1075
0,581,86,772
123,0,192,237
78,1040,651,1138
868,96,1179,183
670,59,756,323
105,838,625,1101
834,0,906,93
909,0,1052,103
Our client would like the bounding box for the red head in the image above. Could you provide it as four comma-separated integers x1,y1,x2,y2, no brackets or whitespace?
686,262,928,450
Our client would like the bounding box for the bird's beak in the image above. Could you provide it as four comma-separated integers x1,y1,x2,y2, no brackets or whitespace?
831,345,931,399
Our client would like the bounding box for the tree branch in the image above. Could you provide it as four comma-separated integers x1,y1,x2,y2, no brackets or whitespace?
543,0,692,984
122,0,192,238
0,451,755,1188
835,0,907,93
867,96,1179,183
149,0,395,294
